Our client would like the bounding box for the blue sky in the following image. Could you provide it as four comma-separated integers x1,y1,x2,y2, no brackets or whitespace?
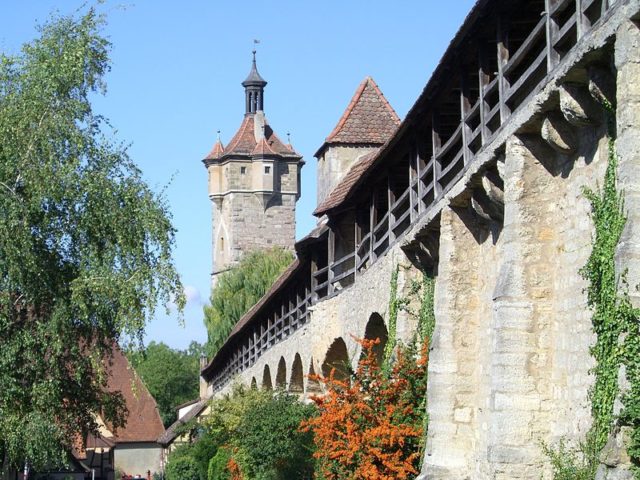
1,1,475,350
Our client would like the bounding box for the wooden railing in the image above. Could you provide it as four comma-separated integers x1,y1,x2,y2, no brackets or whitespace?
209,0,616,393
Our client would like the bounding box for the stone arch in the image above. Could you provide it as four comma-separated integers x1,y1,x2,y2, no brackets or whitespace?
250,377,257,390
262,364,273,391
275,357,287,389
307,358,322,393
363,312,388,366
289,354,304,393
322,337,350,382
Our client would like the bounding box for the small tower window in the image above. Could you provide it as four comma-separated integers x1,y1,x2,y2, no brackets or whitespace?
264,166,271,174
240,166,247,175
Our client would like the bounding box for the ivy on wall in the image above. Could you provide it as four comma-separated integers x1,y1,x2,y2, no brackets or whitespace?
581,100,640,476
547,98,640,478
382,263,437,465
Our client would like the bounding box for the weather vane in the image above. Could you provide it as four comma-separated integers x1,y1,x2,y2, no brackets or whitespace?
253,39,260,55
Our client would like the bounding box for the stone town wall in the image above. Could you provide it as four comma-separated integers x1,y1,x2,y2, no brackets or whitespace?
207,4,640,478
213,243,421,398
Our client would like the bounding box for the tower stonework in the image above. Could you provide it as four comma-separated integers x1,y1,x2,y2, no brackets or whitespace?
203,53,303,279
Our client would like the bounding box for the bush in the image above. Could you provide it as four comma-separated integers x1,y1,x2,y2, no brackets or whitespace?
165,456,199,480
200,386,315,479
208,447,232,480
302,339,428,480
234,393,316,479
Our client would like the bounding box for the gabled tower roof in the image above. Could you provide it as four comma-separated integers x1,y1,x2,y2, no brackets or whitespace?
204,138,225,161
315,76,400,157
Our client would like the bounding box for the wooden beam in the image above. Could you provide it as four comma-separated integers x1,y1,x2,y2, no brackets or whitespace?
369,192,376,262
328,228,335,295
459,63,472,165
576,0,590,39
310,252,318,302
545,0,561,70
415,142,424,215
432,111,442,197
354,211,362,280
496,14,511,124
478,39,491,143
388,174,395,243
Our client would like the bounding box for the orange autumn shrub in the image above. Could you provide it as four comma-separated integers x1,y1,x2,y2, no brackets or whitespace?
301,338,429,480
226,457,243,480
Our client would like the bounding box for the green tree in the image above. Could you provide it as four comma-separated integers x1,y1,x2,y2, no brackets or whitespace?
234,392,316,479
165,455,200,480
0,8,183,471
128,341,203,427
204,248,293,357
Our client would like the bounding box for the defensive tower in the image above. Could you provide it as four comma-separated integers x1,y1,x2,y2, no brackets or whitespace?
203,52,303,279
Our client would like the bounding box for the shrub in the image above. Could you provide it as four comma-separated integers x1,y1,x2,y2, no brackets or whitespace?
165,456,199,480
302,339,428,480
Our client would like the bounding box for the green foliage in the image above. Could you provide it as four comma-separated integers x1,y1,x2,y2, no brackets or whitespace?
547,98,640,478
208,447,232,480
382,264,400,368
0,8,183,471
541,440,596,480
204,248,293,357
176,386,315,480
233,392,316,479
128,341,203,427
166,455,200,480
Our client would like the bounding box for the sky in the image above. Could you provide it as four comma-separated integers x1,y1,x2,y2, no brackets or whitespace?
0,0,476,350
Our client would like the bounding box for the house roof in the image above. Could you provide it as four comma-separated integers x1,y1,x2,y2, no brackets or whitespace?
104,347,165,443
315,77,400,157
157,398,209,446
204,114,300,161
314,149,379,216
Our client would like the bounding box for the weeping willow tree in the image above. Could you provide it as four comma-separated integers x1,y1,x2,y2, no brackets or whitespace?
204,248,294,358
0,8,183,472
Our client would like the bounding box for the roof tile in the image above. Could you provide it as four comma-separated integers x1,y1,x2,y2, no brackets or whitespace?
318,77,400,154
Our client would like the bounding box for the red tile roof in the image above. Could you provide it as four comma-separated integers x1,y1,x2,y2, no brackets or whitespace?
314,149,379,216
204,115,300,160
105,347,165,443
204,139,225,161
315,77,400,156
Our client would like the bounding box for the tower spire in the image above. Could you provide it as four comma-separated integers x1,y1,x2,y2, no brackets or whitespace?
242,50,267,114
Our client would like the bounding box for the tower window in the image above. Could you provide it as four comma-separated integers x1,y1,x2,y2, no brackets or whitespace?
264,166,271,174
241,166,247,175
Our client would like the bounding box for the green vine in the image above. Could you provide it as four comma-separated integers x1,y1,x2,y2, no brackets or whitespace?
545,98,640,478
382,264,400,369
581,100,640,476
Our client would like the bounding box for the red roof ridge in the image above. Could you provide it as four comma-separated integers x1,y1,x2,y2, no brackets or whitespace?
323,77,401,146
251,136,277,156
224,115,254,154
204,139,225,160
